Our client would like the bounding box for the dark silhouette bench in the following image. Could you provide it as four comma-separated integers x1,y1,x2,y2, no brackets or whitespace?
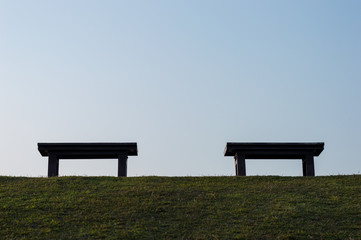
224,142,324,176
38,143,137,177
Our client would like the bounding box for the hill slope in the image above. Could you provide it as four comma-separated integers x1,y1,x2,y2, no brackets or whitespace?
0,175,360,239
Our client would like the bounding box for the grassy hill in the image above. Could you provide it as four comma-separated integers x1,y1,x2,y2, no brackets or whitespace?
0,175,360,239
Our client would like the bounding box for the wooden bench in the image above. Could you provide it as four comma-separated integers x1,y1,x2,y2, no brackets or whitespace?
224,142,324,176
38,143,138,177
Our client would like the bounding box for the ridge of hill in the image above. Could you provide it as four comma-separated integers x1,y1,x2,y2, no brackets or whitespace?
0,175,360,239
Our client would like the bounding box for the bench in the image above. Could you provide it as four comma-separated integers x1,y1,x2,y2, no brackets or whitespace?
38,143,138,177
224,142,324,176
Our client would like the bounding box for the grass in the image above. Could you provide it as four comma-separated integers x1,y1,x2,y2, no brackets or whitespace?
0,175,360,239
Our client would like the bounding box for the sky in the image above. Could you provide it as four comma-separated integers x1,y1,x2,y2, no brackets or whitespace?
0,0,360,177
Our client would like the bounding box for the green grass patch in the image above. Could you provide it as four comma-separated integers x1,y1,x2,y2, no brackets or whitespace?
0,175,360,239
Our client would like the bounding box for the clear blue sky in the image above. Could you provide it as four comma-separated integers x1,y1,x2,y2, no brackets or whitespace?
1,0,360,177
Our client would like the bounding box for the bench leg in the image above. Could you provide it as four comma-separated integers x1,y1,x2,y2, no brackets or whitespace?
48,154,59,177
118,154,128,177
302,159,307,176
235,152,246,176
302,154,315,176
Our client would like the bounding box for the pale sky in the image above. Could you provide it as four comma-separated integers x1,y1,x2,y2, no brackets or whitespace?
1,0,360,177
